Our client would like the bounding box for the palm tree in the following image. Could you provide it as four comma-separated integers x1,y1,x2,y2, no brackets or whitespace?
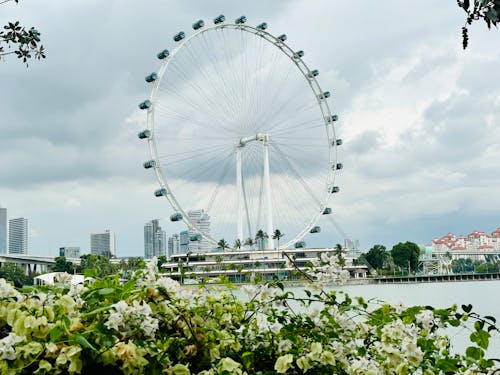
255,229,268,250
272,229,284,249
334,243,345,267
244,237,255,249
217,238,229,251
234,238,242,251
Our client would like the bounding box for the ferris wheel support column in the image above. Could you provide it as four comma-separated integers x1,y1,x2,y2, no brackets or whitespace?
263,134,274,249
236,147,244,243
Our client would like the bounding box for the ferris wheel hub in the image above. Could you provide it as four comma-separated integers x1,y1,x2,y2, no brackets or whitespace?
238,132,269,147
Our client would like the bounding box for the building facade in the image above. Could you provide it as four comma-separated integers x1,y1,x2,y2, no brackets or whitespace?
144,219,166,259
90,230,116,258
187,209,211,253
59,246,81,259
0,207,6,254
9,217,28,254
431,228,500,253
167,233,180,258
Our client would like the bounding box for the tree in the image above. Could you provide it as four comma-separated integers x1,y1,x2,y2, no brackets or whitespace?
244,237,255,249
334,243,345,267
157,256,167,271
217,238,229,251
78,254,117,278
52,256,74,274
0,262,32,287
272,229,284,249
390,242,421,273
234,239,242,250
0,1,45,65
458,0,500,49
365,244,388,270
255,230,268,250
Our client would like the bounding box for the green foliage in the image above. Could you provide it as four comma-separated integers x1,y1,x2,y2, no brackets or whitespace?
458,0,500,49
78,254,118,278
364,244,388,270
0,1,45,65
390,241,420,272
0,259,498,374
52,256,75,273
217,238,229,251
0,263,32,287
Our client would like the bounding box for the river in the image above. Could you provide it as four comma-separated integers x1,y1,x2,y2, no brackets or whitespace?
323,280,500,356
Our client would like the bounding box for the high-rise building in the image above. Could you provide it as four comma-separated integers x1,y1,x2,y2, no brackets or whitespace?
144,219,166,259
179,230,189,253
9,217,28,254
0,207,6,254
168,233,180,258
59,246,80,259
90,230,115,258
187,209,211,253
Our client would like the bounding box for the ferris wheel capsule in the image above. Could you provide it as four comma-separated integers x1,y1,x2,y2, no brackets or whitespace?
335,163,343,170
173,32,185,42
138,100,152,110
310,226,321,234
308,69,319,78
145,72,158,83
257,22,268,30
214,15,225,24
143,160,156,169
157,49,169,59
336,139,343,146
192,20,204,30
154,188,168,197
294,50,304,59
294,241,306,248
235,16,247,24
323,207,332,215
277,34,287,42
318,91,330,100
330,186,340,193
137,130,151,139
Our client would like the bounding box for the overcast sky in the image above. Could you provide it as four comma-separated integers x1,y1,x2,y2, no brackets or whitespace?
1,0,499,257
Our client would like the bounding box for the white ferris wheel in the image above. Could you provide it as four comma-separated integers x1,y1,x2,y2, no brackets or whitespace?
138,15,343,250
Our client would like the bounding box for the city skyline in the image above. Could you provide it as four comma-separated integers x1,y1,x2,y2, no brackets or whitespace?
1,2,499,257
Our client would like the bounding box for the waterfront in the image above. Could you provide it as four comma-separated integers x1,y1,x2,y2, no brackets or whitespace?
334,280,500,356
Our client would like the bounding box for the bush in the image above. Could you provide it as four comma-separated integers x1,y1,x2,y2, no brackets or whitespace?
0,257,498,374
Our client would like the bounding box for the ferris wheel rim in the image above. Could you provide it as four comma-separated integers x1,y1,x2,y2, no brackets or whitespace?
144,20,339,249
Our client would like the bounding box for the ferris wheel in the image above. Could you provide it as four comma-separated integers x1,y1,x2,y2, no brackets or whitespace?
138,15,343,250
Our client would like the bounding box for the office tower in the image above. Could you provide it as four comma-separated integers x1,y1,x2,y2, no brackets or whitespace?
144,219,166,259
168,233,180,258
8,217,28,254
0,207,6,254
59,246,80,259
187,209,211,253
179,230,189,253
90,230,116,258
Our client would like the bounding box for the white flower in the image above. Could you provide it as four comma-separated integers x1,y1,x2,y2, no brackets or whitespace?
269,321,283,334
0,333,24,360
415,309,435,330
240,284,257,298
278,339,292,353
156,276,181,294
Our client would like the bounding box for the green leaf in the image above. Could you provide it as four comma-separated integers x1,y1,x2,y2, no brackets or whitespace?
75,335,97,351
484,315,496,324
50,325,65,341
470,330,490,350
466,346,484,360
98,288,115,295
435,358,459,372
462,304,473,313
474,320,485,331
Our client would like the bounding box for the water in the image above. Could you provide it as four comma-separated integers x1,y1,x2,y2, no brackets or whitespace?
319,280,500,356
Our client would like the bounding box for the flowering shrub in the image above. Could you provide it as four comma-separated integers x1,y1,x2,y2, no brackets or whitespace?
0,260,499,374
